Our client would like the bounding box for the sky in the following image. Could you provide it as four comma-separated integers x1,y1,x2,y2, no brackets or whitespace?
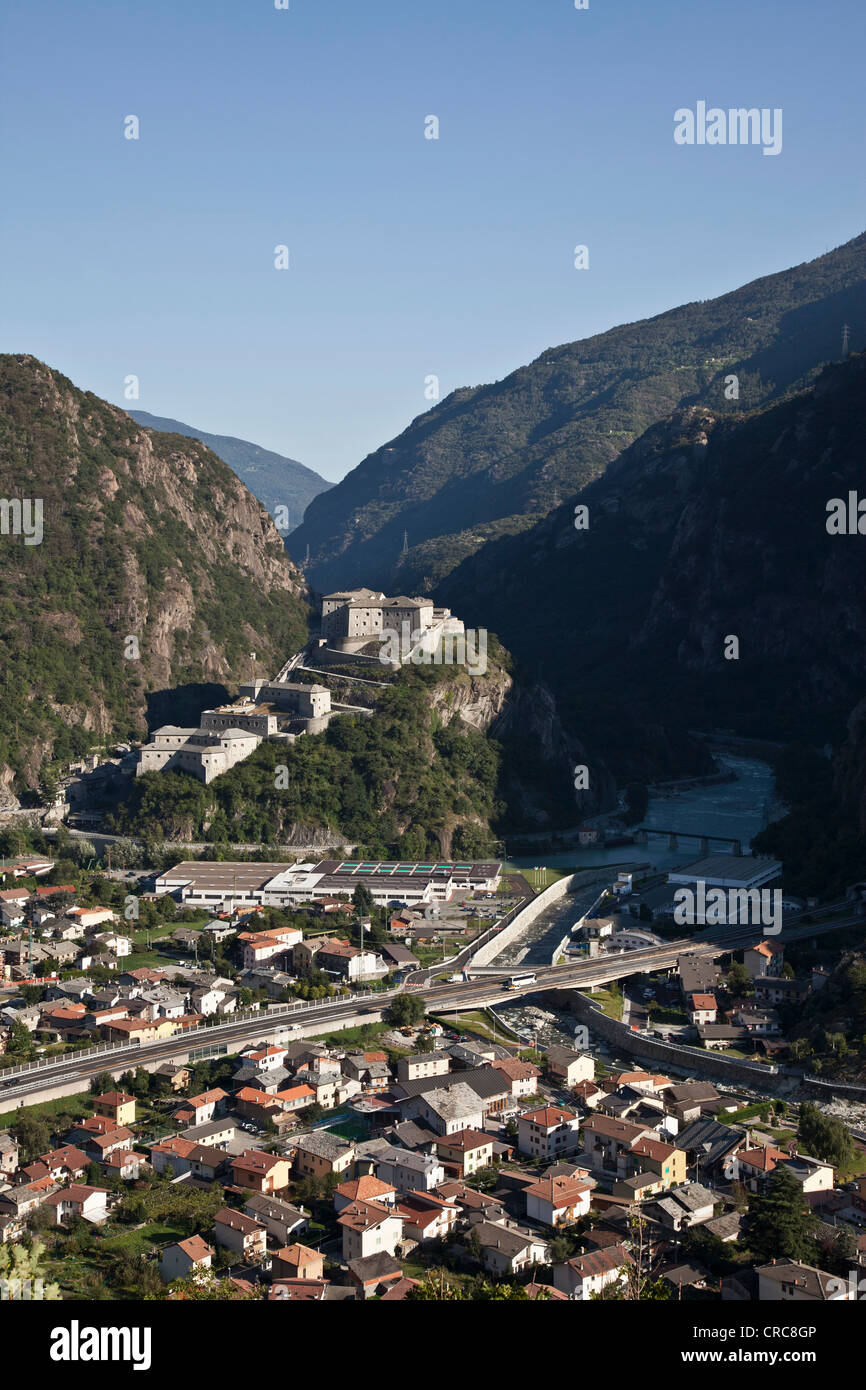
2,0,864,483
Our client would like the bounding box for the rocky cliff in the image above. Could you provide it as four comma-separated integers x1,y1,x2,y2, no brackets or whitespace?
0,355,310,791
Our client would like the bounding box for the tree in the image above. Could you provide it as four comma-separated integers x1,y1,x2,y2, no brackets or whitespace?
0,1238,61,1301
727,961,753,995
797,1102,854,1168
622,783,649,826
89,1071,115,1096
747,1165,818,1263
386,994,425,1027
10,1115,51,1163
352,883,375,918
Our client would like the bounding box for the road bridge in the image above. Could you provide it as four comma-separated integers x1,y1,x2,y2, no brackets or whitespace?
1,911,858,1109
634,826,742,854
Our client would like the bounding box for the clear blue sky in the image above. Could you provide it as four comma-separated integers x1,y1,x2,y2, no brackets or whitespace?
2,0,863,481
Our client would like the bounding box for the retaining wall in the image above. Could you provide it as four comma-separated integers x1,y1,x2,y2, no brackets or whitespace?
552,989,781,1087
471,870,607,967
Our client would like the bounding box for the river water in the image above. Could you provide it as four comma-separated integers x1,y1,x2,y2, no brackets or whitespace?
511,754,779,875
497,753,781,1055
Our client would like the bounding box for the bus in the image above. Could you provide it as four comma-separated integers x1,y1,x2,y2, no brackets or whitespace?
504,971,537,991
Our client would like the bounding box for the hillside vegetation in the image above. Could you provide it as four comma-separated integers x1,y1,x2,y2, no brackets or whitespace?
0,356,309,793
291,232,866,596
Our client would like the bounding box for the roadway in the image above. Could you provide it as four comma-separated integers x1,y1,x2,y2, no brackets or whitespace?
1,904,860,1106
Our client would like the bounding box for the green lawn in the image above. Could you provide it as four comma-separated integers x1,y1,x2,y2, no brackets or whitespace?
431,1009,520,1045
590,987,623,1021
1,1089,92,1128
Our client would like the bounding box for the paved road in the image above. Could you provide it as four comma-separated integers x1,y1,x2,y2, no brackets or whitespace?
2,905,860,1106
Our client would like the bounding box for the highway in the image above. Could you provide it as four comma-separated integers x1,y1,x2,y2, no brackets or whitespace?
1,904,859,1107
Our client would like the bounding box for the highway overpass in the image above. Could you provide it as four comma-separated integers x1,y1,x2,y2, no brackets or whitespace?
0,910,858,1111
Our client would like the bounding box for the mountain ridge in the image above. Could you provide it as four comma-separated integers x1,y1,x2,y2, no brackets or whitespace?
128,409,331,533
0,356,310,793
290,231,866,595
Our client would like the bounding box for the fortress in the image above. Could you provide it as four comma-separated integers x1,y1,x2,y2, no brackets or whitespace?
319,587,464,660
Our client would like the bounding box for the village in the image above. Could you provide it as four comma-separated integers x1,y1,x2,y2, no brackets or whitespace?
1,848,866,1302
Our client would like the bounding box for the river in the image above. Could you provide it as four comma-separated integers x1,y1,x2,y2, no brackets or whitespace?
510,754,779,875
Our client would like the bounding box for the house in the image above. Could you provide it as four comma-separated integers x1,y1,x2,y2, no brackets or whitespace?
732,1004,782,1036
689,993,718,1026
0,1177,61,1222
517,1106,582,1163
315,939,387,983
159,1235,214,1283
337,1199,403,1262
244,1192,309,1245
293,1132,355,1180
26,1145,88,1185
237,927,302,970
179,1117,241,1150
378,943,420,972
744,940,785,979
524,1173,593,1228
44,1184,109,1226
396,1052,450,1083
626,1138,687,1191
89,930,132,958
269,1278,329,1302
101,1148,149,1181
573,1080,604,1111
395,1191,459,1244
347,1251,404,1300
473,1221,548,1277
150,1138,228,1183
734,1145,790,1191
271,1243,324,1281
230,1150,293,1195
275,1083,318,1113
372,1145,445,1195
780,1153,835,1202
581,1115,654,1175
81,1127,134,1163
67,906,116,931
172,1088,229,1128
490,1057,542,1098
649,1182,716,1231
101,1017,178,1045
409,1083,485,1137
93,1091,137,1127
334,1175,397,1212
754,976,810,1006
434,1128,494,1178
212,1206,267,1261
553,1244,630,1300
755,1260,853,1302
153,1062,191,1092
0,1133,19,1176
240,1043,289,1074
545,1046,594,1088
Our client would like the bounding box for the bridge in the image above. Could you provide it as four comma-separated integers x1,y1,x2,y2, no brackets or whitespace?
1,907,856,1112
633,826,743,855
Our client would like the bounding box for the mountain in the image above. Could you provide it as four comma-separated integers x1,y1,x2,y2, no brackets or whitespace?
108,654,610,853
0,356,310,795
437,351,866,782
290,232,866,595
128,410,331,532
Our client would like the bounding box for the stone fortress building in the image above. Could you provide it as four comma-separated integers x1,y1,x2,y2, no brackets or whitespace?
319,587,464,661
137,687,333,784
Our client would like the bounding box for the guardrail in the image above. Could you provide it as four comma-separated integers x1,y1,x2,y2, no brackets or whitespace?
0,986,402,1085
